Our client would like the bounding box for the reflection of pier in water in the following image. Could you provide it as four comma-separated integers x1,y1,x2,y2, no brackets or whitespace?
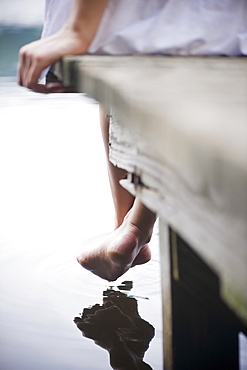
74,281,154,370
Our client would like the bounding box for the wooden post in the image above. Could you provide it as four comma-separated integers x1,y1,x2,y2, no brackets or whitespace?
160,219,240,369
160,219,174,369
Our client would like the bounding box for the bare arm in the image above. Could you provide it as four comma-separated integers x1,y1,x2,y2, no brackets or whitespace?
18,0,109,93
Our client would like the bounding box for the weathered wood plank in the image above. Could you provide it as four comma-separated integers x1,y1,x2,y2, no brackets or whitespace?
58,55,247,328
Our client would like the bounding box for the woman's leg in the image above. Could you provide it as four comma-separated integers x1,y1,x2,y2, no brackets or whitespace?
77,105,156,281
100,105,156,253
99,106,135,228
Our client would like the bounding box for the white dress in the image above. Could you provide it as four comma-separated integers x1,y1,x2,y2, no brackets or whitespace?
42,0,247,56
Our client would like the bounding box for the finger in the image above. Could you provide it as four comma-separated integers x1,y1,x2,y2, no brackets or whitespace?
18,46,37,88
26,82,74,94
23,56,33,88
45,82,76,93
18,45,29,86
18,40,45,86
25,83,49,93
26,60,45,89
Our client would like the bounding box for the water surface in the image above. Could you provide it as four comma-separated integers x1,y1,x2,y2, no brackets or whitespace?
0,81,163,370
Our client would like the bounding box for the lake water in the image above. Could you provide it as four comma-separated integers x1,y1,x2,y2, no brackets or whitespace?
0,80,246,370
0,80,163,370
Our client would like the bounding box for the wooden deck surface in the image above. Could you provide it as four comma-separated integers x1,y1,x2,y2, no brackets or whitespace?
57,55,247,368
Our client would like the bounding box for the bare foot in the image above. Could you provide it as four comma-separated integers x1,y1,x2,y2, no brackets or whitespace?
77,218,153,281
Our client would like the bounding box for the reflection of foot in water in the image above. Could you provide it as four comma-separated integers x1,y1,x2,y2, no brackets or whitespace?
74,281,154,370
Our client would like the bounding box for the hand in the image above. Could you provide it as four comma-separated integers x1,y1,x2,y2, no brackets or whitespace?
18,28,88,93
18,0,109,93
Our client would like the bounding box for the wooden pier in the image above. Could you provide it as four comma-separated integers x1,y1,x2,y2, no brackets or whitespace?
57,55,247,369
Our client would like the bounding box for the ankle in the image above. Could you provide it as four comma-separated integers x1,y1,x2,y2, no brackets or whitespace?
127,221,153,247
